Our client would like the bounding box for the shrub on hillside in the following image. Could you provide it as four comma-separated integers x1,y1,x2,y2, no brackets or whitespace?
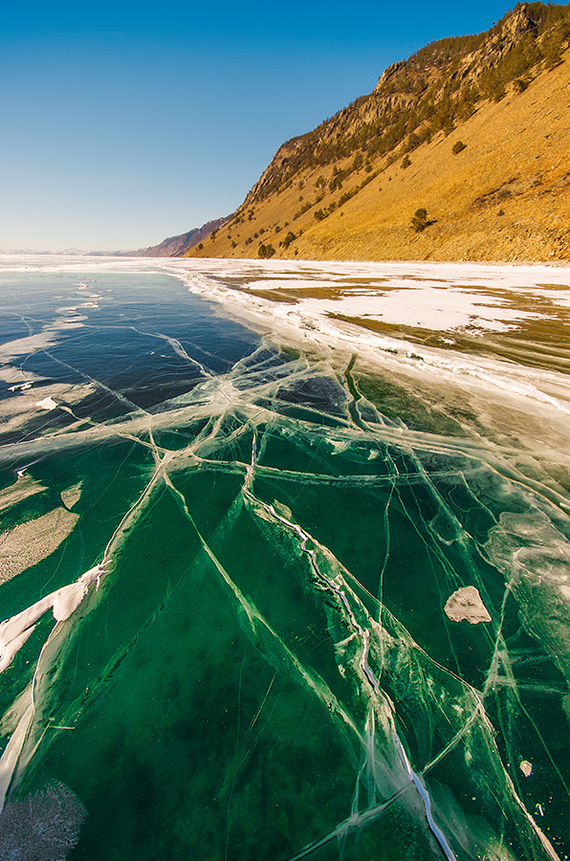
514,77,530,92
452,140,467,154
411,208,428,232
258,243,276,258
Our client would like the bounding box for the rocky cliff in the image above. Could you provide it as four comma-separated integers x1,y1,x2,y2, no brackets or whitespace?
185,2,570,263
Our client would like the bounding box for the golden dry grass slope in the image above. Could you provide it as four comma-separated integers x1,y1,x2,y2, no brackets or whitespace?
186,2,570,263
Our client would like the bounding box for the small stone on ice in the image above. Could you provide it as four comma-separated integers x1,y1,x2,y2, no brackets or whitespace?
444,586,491,624
520,760,533,777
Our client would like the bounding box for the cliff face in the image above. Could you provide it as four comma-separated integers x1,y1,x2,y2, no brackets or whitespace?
186,2,570,263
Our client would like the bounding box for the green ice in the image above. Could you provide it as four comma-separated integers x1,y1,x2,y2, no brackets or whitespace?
1,341,569,860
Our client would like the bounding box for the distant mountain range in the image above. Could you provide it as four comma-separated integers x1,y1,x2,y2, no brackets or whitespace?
0,217,230,258
176,1,570,263
130,217,231,257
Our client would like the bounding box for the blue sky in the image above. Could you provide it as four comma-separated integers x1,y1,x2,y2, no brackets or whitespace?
1,0,523,251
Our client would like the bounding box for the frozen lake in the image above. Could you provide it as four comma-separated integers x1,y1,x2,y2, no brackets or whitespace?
1,255,570,860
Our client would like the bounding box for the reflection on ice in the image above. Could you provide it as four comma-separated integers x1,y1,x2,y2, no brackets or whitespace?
0,258,569,859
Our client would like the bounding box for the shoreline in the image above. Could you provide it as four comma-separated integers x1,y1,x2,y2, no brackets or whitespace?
2,255,570,451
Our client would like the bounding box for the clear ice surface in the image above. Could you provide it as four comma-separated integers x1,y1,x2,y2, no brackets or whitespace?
0,257,570,860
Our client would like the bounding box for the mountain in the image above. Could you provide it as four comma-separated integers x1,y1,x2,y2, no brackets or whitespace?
185,2,570,263
132,217,231,257
0,224,228,257
0,249,99,256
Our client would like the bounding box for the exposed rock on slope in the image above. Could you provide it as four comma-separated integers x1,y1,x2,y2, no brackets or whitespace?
186,2,570,263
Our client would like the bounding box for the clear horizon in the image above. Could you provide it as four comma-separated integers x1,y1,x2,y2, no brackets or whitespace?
0,0,549,252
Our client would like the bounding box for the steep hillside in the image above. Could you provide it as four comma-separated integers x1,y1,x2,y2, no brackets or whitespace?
186,2,570,263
